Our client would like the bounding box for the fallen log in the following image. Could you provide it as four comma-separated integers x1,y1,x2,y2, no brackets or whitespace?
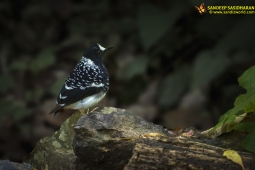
125,137,254,170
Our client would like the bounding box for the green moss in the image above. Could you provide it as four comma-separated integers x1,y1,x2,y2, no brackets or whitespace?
33,150,46,162
59,130,67,142
52,141,61,148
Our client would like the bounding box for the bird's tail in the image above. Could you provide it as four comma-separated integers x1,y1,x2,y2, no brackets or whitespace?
49,105,63,117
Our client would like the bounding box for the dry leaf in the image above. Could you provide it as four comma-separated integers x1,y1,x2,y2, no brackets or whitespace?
143,133,164,137
223,150,244,170
118,137,135,141
168,127,183,136
182,129,194,137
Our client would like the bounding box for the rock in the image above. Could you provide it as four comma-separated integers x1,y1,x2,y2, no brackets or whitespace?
0,160,33,170
72,107,170,170
23,110,84,170
24,107,169,170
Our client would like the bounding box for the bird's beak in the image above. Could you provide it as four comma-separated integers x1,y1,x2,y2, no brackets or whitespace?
105,46,113,51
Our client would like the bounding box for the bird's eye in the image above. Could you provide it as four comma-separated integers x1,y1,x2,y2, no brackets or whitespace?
97,51,101,54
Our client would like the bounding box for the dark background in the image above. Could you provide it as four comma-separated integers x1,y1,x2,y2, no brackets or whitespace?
0,0,255,162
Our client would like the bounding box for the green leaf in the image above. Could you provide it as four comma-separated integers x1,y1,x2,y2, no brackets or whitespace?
17,123,32,138
120,56,149,80
234,122,255,132
138,3,183,49
34,88,44,101
158,68,189,107
242,129,255,153
0,99,31,121
211,65,255,146
25,88,45,102
233,50,253,64
191,50,230,90
195,15,234,40
238,65,255,93
219,109,244,123
231,65,255,113
216,113,239,131
12,104,32,122
0,99,14,118
212,94,252,131
10,60,28,71
49,78,66,96
30,47,55,73
0,75,15,92
205,113,247,138
234,93,254,112
235,93,255,113
214,18,255,56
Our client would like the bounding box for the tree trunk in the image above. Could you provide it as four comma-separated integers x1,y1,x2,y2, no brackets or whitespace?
124,136,254,170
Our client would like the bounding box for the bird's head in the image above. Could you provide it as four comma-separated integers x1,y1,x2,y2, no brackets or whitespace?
83,43,113,62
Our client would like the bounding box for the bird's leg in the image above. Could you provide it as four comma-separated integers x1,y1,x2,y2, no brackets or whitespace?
90,107,98,113
83,107,98,114
79,109,85,114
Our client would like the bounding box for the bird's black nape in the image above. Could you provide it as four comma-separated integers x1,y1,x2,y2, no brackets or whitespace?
82,44,113,61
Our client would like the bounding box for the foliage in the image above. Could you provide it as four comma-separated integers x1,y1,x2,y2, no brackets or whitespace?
0,98,32,122
158,67,189,107
119,55,148,80
49,78,66,96
138,3,183,49
10,47,55,74
241,129,255,153
191,51,230,90
211,65,255,153
0,75,15,92
30,47,55,74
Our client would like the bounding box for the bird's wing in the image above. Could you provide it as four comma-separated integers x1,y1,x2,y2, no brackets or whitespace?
49,82,105,115
56,82,105,107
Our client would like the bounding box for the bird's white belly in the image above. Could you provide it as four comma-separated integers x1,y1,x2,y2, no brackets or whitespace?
67,93,106,110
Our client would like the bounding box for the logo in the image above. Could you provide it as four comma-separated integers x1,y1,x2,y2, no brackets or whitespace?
195,3,206,15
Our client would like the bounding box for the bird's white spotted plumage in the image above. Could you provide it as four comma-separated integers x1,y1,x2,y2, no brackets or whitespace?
49,43,112,116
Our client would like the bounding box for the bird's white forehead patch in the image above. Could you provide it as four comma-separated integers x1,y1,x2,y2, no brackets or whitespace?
97,43,106,51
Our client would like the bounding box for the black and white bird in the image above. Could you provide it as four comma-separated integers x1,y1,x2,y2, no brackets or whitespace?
49,43,113,117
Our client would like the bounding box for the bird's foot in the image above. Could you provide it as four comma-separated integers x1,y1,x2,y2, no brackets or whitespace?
79,109,85,114
80,107,99,115
90,107,98,113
